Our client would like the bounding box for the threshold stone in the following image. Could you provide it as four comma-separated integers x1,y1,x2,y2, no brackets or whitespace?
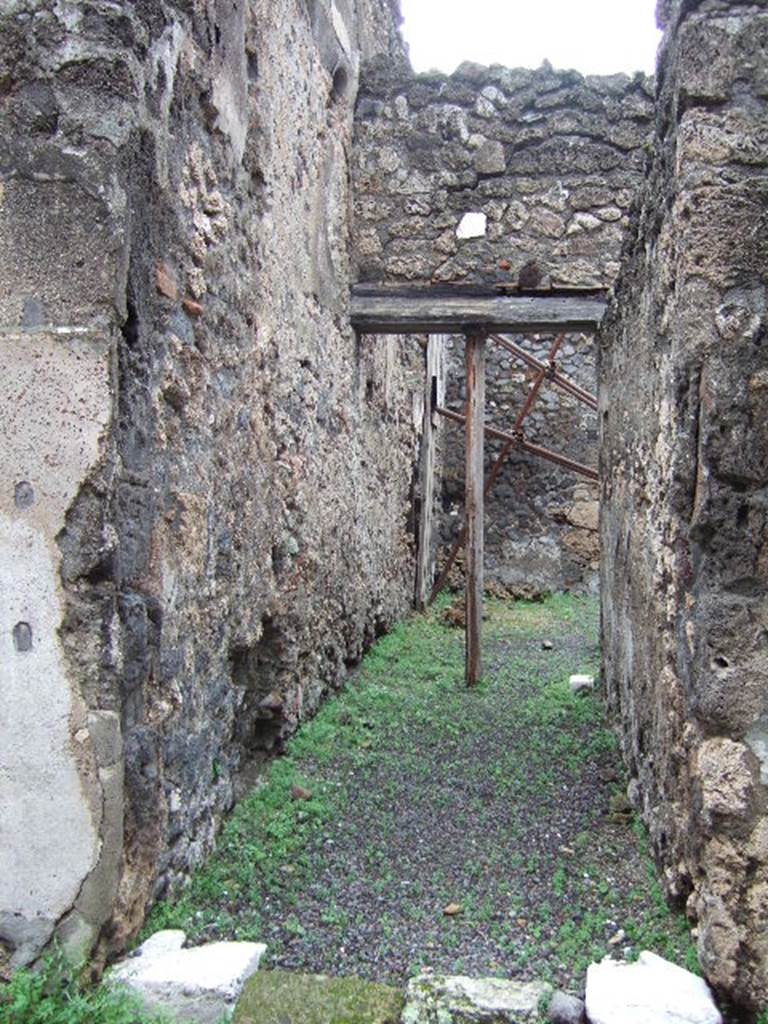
585,951,722,1024
233,970,404,1023
109,929,266,1024
402,973,551,1023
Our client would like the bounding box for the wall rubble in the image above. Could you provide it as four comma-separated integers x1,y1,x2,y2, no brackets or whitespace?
601,0,768,1009
352,61,653,592
0,0,419,971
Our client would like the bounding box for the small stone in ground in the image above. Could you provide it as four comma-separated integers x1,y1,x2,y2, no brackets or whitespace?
402,973,551,1023
234,971,404,1024
585,950,722,1024
542,640,554,651
569,674,594,695
442,902,463,916
290,785,313,801
547,989,585,1024
109,930,266,1024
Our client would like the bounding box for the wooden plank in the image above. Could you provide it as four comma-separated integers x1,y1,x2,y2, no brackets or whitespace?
465,332,485,688
415,335,445,610
351,293,606,335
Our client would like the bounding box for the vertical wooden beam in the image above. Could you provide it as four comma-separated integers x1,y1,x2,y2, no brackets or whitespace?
415,335,445,610
465,331,486,688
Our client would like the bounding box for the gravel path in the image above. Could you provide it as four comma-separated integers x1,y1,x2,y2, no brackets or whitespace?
153,596,695,992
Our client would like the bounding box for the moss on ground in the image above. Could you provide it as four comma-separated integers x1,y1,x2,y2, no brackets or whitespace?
146,594,697,988
234,971,403,1024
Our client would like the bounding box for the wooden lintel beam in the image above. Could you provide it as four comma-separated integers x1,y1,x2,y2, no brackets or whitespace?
350,293,606,335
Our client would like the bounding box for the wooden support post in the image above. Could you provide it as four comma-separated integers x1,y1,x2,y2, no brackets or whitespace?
415,335,444,610
465,331,486,688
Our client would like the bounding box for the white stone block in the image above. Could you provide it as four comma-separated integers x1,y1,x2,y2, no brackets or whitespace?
456,212,487,239
585,951,722,1024
569,674,595,694
110,930,267,1024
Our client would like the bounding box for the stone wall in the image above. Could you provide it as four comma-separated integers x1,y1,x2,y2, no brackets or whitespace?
352,61,652,592
600,0,768,1010
0,0,419,971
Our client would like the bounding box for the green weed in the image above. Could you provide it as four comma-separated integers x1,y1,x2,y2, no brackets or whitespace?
0,950,169,1024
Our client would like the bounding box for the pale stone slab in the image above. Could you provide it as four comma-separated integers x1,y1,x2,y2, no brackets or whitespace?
110,931,267,1024
585,951,722,1024
402,973,551,1023
569,674,595,695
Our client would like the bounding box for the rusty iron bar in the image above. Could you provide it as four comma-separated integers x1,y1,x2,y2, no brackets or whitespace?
489,333,598,411
427,334,564,607
436,405,599,482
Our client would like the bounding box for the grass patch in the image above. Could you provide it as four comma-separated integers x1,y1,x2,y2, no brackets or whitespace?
145,593,698,989
0,951,168,1024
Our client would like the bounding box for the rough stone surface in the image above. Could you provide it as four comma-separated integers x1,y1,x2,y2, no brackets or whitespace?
585,951,722,1024
0,0,417,970
110,930,266,1024
547,990,585,1024
600,0,768,1010
402,973,551,1024
234,970,404,1024
352,62,651,591
353,60,653,288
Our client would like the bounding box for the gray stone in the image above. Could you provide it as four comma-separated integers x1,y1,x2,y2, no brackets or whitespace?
585,952,722,1024
547,990,585,1024
402,973,551,1023
474,140,506,175
0,912,55,968
109,931,267,1024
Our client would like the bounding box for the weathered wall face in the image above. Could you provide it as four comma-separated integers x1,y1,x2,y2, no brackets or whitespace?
352,59,653,289
0,0,417,970
601,0,768,1009
352,62,651,592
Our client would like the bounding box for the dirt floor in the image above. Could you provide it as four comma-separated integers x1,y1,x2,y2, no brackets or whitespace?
147,595,696,994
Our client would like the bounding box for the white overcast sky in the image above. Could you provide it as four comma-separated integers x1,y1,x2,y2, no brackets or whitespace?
399,0,662,77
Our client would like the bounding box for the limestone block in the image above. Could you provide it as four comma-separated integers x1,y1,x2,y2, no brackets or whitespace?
402,973,551,1023
110,930,267,1024
585,951,722,1024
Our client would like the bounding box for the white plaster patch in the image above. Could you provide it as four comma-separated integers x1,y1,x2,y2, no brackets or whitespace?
0,330,111,927
456,212,487,240
0,519,99,918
